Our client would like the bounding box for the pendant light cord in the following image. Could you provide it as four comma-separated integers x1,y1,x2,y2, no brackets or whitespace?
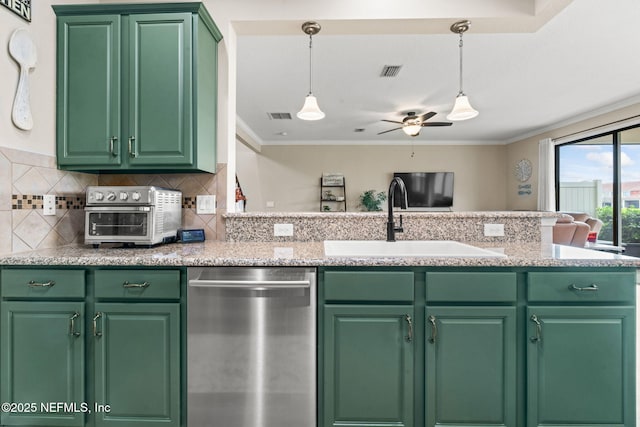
308,33,313,95
457,32,464,96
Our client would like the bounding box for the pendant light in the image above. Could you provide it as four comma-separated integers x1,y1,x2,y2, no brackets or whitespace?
447,20,479,121
297,21,325,121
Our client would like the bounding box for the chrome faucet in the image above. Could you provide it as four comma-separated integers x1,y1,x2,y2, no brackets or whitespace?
387,177,408,242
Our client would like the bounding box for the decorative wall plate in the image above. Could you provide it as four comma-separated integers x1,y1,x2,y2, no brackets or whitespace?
515,158,532,182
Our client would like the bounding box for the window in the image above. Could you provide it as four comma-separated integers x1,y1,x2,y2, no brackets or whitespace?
556,124,640,251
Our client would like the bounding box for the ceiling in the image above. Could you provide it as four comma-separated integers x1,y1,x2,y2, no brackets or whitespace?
235,0,640,146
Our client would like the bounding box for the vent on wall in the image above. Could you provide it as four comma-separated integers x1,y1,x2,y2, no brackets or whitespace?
267,112,293,120
380,65,402,77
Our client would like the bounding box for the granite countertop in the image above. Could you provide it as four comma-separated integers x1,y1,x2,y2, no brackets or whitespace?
0,241,639,268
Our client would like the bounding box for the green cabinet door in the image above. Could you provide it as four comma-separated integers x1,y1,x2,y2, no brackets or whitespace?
527,306,635,427
56,15,121,168
425,306,516,427
126,13,193,167
1,301,85,427
323,305,414,427
93,303,180,427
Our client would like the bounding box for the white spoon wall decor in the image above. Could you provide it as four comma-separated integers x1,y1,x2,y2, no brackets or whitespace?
8,29,37,131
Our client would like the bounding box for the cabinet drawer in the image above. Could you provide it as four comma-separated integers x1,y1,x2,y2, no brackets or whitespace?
1,269,85,299
95,270,181,300
324,271,414,302
527,271,636,302
426,272,516,302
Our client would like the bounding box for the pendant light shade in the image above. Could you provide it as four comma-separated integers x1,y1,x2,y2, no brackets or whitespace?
447,94,478,121
447,20,479,121
297,21,325,121
297,94,325,120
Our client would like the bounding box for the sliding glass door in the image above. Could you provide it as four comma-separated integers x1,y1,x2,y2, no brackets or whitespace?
556,124,640,251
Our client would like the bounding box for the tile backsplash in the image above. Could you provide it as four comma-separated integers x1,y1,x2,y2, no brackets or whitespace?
0,147,225,254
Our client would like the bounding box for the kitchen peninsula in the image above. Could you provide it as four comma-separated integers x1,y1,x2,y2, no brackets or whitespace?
0,210,637,427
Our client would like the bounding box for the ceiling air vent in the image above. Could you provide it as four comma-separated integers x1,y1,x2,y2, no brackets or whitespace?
267,112,293,120
380,65,402,77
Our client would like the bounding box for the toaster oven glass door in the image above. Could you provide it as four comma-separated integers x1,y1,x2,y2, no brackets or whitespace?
86,207,151,238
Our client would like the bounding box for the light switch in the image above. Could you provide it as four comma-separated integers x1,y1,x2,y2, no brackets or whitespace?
196,195,216,214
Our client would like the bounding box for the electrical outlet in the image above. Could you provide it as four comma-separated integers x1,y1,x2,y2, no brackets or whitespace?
484,223,505,237
274,223,294,237
196,195,216,214
43,194,56,216
266,201,275,208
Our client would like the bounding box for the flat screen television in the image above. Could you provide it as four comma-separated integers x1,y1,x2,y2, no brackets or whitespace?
393,172,454,209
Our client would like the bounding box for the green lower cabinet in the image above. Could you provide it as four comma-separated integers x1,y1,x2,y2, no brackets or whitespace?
93,303,180,427
1,301,85,427
323,305,414,427
425,306,516,427
527,306,635,427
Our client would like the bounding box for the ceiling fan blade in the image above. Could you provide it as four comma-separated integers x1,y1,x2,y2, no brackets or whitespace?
377,127,402,135
419,111,437,121
381,119,404,124
421,122,453,127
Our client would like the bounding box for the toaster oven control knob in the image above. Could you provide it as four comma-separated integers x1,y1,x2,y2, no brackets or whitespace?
119,192,129,201
94,191,104,201
131,191,141,201
107,192,117,201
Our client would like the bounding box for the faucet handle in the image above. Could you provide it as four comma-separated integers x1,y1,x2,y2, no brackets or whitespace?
395,214,404,232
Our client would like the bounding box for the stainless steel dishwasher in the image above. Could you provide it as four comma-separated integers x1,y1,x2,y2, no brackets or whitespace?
187,267,316,427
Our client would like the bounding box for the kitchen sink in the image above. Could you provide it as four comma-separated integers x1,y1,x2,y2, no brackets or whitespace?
323,240,506,258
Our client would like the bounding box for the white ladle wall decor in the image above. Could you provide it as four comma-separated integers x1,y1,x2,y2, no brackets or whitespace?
8,28,37,131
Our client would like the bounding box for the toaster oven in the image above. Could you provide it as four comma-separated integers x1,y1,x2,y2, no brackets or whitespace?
84,186,182,247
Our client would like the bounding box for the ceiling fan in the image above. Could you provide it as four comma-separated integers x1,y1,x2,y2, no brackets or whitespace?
377,111,452,137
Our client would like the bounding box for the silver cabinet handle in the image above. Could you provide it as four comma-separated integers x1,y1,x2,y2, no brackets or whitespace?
93,312,103,337
123,281,149,289
428,315,437,343
128,136,137,158
28,280,55,288
69,312,81,337
405,315,413,343
569,283,599,292
530,314,542,343
109,136,118,157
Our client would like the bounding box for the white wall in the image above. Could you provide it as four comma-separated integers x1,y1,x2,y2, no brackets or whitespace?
238,143,508,212
0,1,64,156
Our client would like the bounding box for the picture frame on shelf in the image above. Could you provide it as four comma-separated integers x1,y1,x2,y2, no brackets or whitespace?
322,173,344,186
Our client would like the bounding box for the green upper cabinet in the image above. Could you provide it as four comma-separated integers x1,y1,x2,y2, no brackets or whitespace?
54,3,221,173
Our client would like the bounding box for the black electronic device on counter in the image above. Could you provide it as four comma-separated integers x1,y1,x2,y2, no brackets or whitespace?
178,229,206,243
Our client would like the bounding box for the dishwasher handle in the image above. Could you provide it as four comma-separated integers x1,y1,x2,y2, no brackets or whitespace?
189,279,311,291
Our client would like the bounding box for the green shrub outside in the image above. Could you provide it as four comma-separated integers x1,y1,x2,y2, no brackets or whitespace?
596,206,640,243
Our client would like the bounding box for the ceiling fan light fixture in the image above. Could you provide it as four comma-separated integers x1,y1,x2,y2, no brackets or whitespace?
448,20,479,122
402,123,422,136
446,93,479,121
297,94,325,120
297,21,325,121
